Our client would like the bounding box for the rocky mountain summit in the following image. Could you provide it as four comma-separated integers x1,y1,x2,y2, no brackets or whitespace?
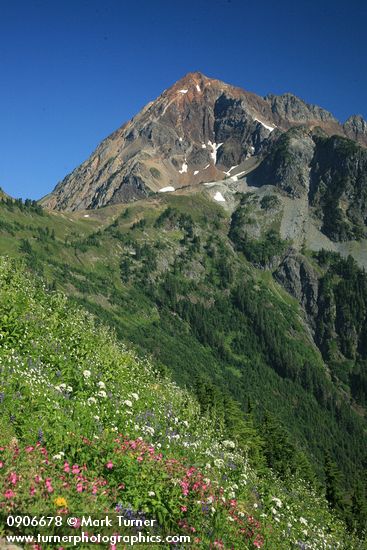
41,72,367,212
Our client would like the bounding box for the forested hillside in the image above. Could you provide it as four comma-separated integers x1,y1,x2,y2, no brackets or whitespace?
0,194,366,542
0,256,364,548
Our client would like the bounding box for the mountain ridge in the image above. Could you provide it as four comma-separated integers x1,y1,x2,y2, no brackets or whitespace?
40,71,367,212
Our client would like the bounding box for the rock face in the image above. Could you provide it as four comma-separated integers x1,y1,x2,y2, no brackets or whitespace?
41,72,367,211
274,252,320,330
343,115,367,146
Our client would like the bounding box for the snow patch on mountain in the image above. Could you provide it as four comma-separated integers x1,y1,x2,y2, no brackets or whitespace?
179,161,188,174
158,186,175,193
254,118,276,132
214,191,226,202
207,141,223,164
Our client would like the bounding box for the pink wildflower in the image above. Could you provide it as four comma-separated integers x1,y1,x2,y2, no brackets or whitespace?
76,483,83,493
106,461,113,469
9,472,18,485
4,489,15,499
181,506,187,512
25,446,34,452
63,462,70,473
29,486,36,496
72,464,80,474
0,461,3,468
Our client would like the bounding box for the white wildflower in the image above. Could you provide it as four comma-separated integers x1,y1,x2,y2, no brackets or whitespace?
97,381,106,389
98,390,107,398
223,440,235,449
124,399,133,407
272,497,283,508
83,370,91,378
148,491,155,497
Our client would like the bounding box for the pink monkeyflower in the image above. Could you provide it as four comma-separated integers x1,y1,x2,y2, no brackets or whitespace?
4,489,15,499
29,486,36,496
137,456,143,462
106,461,113,469
9,472,18,485
25,446,34,452
63,462,70,473
72,464,80,474
253,535,264,548
0,461,4,468
72,518,81,529
34,475,41,483
76,483,83,493
92,486,98,495
180,506,187,512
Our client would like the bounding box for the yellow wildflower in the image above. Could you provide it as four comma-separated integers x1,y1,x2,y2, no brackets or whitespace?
54,496,68,508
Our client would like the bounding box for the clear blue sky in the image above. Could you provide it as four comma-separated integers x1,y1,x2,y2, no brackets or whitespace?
0,0,366,199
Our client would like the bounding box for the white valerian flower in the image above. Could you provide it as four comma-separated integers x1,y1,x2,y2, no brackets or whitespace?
98,390,107,398
148,491,155,497
271,507,278,515
124,399,133,407
130,393,139,400
214,459,224,468
97,381,106,389
94,415,100,421
87,396,97,405
144,426,155,436
228,516,234,522
272,497,283,508
66,386,73,393
223,440,235,449
299,517,308,525
83,370,91,378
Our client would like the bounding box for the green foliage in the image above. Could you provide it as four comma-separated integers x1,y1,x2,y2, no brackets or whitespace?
1,257,362,547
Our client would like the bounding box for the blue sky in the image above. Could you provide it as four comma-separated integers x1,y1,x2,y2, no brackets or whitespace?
0,0,366,199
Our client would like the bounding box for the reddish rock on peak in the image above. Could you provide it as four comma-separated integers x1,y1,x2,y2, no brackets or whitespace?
41,72,366,211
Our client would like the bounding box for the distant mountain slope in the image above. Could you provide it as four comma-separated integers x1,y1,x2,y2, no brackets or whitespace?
41,72,367,211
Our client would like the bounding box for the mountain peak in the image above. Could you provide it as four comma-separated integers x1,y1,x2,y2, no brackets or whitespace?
41,73,367,211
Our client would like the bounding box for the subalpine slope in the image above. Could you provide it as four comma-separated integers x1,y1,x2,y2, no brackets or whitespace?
1,257,363,548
